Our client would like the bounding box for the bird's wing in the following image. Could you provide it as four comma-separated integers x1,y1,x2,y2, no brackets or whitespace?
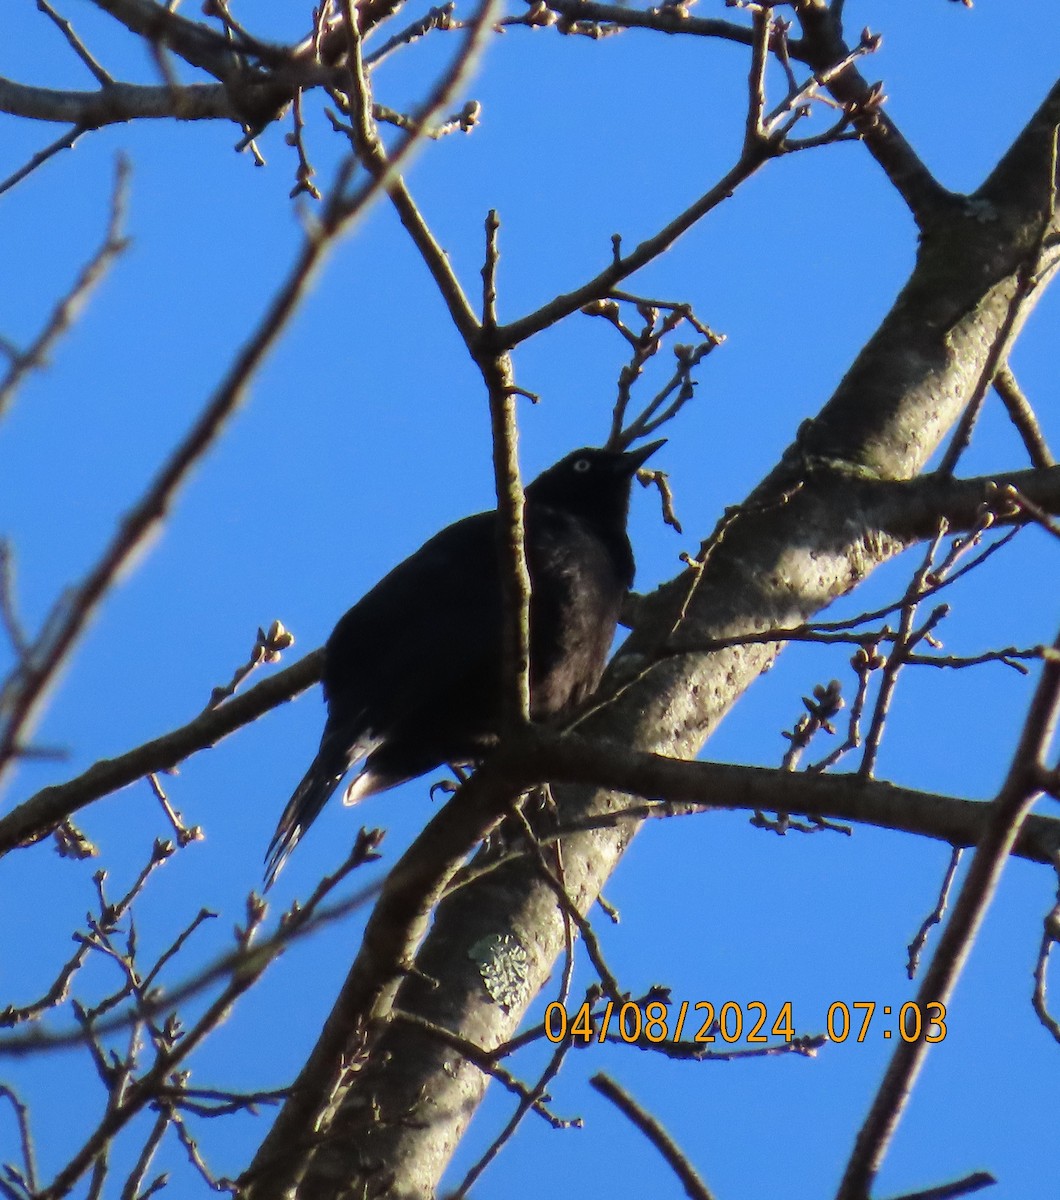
322,511,503,745
266,513,502,886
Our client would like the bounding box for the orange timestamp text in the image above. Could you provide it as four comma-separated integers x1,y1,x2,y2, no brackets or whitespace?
543,999,948,1045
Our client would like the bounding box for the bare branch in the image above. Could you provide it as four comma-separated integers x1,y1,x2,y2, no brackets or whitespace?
450,1033,576,1199
0,142,386,786
38,0,114,86
993,361,1055,469
118,1108,169,1200
481,214,532,729
859,529,948,778
906,846,963,979
0,1084,39,1196
591,1072,716,1200
0,75,241,127
0,120,86,197
0,832,383,1059
202,620,296,711
509,802,624,1002
837,630,1060,1200
937,123,1059,475
0,157,130,415
145,773,203,848
0,541,31,661
491,20,873,354
1002,483,1060,544
531,0,759,49
83,0,245,79
389,1009,577,1125
883,1172,997,1200
493,147,771,349
793,5,950,221
1031,873,1060,1045
0,649,322,857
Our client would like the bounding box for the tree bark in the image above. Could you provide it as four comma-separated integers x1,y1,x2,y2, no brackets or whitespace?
244,79,1060,1200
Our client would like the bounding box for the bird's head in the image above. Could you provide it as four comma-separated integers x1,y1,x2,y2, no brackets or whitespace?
524,440,665,523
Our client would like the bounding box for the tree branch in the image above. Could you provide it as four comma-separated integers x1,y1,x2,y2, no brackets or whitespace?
837,631,1060,1200
0,158,130,413
591,1072,716,1200
0,75,239,126
792,1,953,223
0,649,321,857
276,56,1060,1197
993,362,1054,469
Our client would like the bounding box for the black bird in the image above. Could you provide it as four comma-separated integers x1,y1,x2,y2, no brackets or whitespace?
265,440,663,885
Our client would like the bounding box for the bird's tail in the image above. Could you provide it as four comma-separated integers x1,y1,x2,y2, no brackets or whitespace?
264,755,345,889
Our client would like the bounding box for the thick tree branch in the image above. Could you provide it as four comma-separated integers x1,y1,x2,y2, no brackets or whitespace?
270,66,1060,1200
869,463,1060,538
6,462,1058,853
86,0,246,79
533,0,949,224
241,761,526,1199
0,75,241,126
793,0,952,222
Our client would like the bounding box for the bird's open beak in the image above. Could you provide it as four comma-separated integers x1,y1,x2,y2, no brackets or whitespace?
621,438,666,473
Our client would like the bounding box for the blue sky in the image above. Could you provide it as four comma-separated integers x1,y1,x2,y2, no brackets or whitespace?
1,2,1059,1197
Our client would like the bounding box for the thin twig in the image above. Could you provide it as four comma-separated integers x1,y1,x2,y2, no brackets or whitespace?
0,1084,39,1195
509,802,624,1001
993,362,1054,469
906,846,963,979
0,540,30,659
118,1108,169,1200
145,774,203,848
158,1084,288,1117
390,1009,579,1127
859,527,949,779
1002,484,1060,544
203,620,295,710
809,645,878,772
449,1026,577,1198
882,1171,997,1200
2,839,173,1028
166,1107,237,1194
0,150,365,783
287,89,321,200
37,0,114,85
1031,872,1060,1045
0,157,130,418
364,3,456,68
0,832,383,1058
591,1073,716,1200
935,125,1059,475
0,124,87,199
32,831,381,1200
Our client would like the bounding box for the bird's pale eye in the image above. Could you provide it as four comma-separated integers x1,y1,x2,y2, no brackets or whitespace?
573,459,591,473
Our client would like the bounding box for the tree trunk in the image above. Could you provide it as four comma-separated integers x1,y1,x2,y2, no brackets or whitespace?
245,79,1060,1200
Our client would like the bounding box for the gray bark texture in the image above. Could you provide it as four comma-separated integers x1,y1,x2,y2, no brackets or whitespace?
242,78,1060,1200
